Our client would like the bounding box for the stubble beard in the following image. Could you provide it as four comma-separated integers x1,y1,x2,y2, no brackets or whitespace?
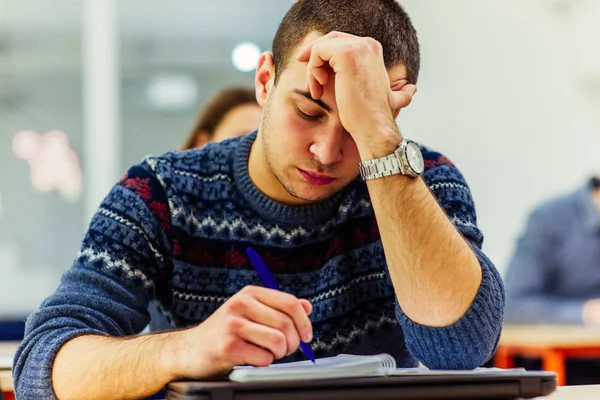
260,101,343,204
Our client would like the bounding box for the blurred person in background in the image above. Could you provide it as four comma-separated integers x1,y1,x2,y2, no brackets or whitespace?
181,86,262,150
505,177,600,384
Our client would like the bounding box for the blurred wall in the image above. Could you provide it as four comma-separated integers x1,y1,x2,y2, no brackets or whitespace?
402,0,600,272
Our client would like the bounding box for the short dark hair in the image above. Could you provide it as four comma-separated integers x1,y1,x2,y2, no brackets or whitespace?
182,86,257,150
272,0,420,85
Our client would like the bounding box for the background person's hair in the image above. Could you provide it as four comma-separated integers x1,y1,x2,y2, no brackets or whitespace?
272,0,420,85
182,86,258,150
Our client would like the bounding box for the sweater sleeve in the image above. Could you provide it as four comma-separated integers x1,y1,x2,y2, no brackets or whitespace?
12,159,174,399
394,151,505,370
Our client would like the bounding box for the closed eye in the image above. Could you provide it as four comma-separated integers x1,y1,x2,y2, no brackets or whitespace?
295,107,322,121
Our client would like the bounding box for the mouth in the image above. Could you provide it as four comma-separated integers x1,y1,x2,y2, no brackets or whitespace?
298,169,335,186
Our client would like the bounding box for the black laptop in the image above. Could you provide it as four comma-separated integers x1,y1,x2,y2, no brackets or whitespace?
165,370,557,400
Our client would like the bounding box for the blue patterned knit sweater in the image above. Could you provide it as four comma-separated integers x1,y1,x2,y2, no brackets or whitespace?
14,131,504,398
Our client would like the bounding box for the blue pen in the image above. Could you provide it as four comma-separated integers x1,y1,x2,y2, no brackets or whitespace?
246,247,316,364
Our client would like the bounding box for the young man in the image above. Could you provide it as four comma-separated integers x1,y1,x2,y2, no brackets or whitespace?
14,1,504,399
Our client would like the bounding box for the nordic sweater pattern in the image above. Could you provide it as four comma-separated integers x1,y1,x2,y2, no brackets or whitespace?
14,132,504,399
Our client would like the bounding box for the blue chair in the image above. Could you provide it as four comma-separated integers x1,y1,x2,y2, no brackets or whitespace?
0,321,25,341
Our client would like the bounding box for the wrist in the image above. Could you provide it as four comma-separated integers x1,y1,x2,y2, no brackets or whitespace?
354,115,402,160
157,330,189,381
160,326,225,381
356,128,401,161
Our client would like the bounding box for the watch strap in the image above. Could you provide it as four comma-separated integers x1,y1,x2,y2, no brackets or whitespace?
359,153,403,181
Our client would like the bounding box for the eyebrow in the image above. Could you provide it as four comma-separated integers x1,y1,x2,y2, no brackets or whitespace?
292,89,332,113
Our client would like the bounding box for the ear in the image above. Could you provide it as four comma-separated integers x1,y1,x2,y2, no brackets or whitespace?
255,51,275,107
193,131,211,148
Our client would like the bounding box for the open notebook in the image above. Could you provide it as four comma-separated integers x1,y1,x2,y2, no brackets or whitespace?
229,353,526,383
230,353,396,382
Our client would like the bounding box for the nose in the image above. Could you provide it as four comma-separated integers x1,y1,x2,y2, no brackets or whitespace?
309,125,344,166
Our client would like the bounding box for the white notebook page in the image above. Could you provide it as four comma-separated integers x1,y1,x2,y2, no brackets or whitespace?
229,353,396,382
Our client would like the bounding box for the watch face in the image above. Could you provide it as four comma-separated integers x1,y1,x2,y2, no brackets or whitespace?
406,142,424,174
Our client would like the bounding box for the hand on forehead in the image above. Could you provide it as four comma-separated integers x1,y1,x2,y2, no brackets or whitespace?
302,31,417,132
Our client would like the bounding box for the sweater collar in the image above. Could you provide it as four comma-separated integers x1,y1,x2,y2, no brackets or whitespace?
232,131,347,227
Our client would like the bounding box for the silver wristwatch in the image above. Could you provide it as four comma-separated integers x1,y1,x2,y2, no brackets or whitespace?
359,139,424,181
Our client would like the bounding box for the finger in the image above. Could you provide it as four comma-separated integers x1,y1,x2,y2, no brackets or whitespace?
306,72,325,100
389,86,416,111
296,31,356,62
236,318,289,360
220,335,274,368
305,44,329,99
299,299,312,315
238,341,275,367
243,298,301,356
305,40,350,99
307,70,323,100
403,84,418,96
253,288,313,343
310,63,330,86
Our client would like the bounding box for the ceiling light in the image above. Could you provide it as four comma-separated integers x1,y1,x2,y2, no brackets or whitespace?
232,42,261,72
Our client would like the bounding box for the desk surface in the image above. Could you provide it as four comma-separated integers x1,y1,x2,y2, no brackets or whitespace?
2,380,597,399
0,370,12,392
501,325,600,349
0,342,18,393
538,384,600,399
1,336,596,398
